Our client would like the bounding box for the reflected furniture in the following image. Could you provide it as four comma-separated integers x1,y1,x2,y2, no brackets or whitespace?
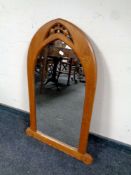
37,44,80,91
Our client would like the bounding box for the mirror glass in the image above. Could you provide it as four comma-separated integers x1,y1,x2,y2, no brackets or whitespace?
34,40,86,147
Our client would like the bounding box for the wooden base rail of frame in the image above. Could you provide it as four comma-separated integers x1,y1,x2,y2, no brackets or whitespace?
26,127,93,165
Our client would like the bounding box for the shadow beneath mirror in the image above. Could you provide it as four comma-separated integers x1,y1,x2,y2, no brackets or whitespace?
87,39,112,158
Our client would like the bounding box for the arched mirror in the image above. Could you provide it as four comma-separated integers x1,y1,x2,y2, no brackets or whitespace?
26,19,97,165
35,39,85,147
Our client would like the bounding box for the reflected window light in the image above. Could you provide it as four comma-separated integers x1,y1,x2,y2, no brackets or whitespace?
65,45,71,49
59,50,64,56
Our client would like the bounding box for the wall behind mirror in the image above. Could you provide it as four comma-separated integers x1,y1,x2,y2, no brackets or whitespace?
34,40,86,147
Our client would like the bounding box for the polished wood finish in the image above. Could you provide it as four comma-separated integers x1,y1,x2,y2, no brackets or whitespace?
26,128,93,164
26,18,97,165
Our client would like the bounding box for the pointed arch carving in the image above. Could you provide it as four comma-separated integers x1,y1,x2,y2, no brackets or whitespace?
26,18,97,165
46,22,73,42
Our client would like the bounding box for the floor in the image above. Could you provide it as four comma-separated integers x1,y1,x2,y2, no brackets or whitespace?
0,105,131,175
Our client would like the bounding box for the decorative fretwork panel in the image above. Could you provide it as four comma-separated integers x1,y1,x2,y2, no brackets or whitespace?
47,23,73,42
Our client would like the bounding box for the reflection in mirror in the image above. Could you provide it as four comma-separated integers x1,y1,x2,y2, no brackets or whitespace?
35,40,85,147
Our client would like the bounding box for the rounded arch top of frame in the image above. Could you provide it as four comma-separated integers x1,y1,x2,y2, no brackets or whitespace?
30,18,90,48
28,18,97,86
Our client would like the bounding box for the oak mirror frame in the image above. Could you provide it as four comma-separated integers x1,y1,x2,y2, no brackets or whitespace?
26,18,97,165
